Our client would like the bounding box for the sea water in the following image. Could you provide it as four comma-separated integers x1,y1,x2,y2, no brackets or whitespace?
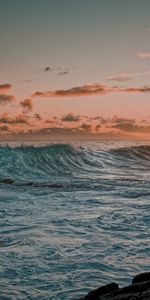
0,140,150,299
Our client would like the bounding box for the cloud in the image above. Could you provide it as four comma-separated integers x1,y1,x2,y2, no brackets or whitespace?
80,123,92,131
36,127,77,135
106,71,150,82
137,52,150,59
24,124,94,136
2,112,150,138
112,122,136,132
125,86,150,93
0,125,10,132
62,113,81,122
34,113,42,121
90,116,110,124
0,84,16,105
0,113,29,125
112,122,150,133
109,116,150,133
44,67,52,72
0,94,15,105
22,79,32,83
20,98,33,111
107,73,133,82
45,119,56,124
57,70,69,76
112,116,135,124
32,84,109,98
95,124,101,131
44,66,72,74
32,83,150,99
0,83,12,93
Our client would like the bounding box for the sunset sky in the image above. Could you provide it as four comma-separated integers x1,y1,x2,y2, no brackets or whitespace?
0,0,150,139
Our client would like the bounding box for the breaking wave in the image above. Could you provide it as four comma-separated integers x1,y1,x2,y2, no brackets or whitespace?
0,143,150,191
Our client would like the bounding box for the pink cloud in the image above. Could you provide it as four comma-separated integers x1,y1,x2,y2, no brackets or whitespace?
137,51,150,59
106,70,150,82
106,73,133,82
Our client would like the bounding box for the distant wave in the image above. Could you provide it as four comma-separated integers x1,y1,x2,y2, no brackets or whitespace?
110,145,150,161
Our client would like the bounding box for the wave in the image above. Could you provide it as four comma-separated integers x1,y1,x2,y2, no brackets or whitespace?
0,143,150,185
0,144,84,183
110,144,150,161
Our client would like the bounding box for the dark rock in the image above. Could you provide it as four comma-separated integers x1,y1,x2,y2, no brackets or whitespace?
1,178,14,184
116,280,150,294
85,283,119,299
132,272,150,285
77,272,150,300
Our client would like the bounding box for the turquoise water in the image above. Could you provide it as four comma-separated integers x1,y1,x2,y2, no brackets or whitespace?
0,141,150,299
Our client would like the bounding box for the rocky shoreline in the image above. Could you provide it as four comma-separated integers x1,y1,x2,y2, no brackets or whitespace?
77,272,150,300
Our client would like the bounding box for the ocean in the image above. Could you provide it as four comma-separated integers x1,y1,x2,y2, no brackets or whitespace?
0,140,150,299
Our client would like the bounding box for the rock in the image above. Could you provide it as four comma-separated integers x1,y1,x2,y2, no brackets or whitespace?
77,272,150,300
85,283,119,299
132,272,150,285
1,178,14,184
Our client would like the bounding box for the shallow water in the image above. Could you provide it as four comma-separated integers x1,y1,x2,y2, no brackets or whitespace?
0,140,150,299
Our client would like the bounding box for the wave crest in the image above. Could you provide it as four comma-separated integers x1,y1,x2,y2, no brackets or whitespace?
0,143,150,183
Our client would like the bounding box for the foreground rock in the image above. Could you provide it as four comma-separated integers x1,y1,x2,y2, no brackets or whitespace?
77,272,150,300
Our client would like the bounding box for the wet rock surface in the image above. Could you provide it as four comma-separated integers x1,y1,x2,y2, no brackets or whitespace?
77,272,150,300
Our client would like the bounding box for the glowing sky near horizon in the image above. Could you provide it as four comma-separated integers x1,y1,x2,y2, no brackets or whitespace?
0,0,150,137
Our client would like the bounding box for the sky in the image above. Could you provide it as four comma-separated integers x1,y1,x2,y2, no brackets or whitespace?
0,0,150,139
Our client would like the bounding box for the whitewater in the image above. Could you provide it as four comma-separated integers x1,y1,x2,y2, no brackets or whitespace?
0,140,150,299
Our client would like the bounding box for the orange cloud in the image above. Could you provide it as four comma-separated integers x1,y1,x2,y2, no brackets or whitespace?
31,83,150,99
62,113,81,122
34,113,42,121
0,113,29,125
32,84,110,98
0,84,12,93
0,94,15,105
0,125,10,132
0,84,15,105
112,116,136,124
102,116,150,134
112,122,150,133
80,123,92,131
20,98,33,111
1,112,150,139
